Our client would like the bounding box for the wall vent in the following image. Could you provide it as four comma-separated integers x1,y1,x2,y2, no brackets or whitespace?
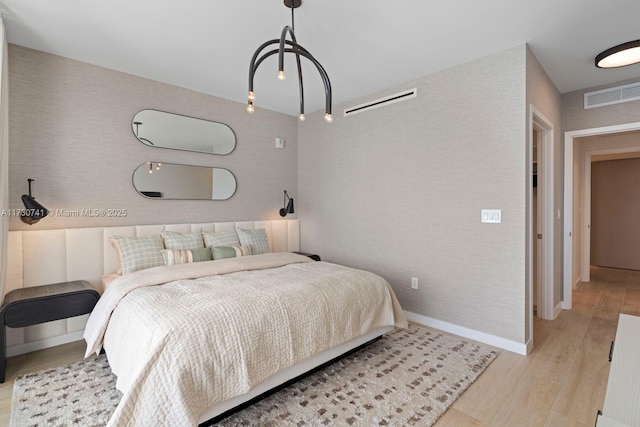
344,88,417,117
584,81,640,109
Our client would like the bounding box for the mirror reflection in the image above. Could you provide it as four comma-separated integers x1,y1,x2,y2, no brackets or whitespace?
132,110,236,155
133,162,237,200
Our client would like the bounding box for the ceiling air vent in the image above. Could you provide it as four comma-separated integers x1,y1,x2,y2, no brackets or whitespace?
584,81,640,109
344,88,417,117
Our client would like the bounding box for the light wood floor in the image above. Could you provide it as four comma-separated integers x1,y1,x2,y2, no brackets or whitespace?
435,266,640,427
0,266,637,426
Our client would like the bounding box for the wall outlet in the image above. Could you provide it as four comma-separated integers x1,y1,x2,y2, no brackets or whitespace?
411,277,419,289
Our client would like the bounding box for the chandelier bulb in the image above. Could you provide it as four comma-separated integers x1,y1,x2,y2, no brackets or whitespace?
324,113,333,123
299,114,305,121
278,70,285,81
248,91,255,101
247,103,255,114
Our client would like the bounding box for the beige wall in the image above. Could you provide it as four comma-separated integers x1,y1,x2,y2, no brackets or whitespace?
563,78,640,132
591,158,640,270
8,45,298,230
299,45,527,344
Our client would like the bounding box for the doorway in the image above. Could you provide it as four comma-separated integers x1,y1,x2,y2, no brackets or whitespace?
563,121,640,309
580,139,640,282
562,122,640,310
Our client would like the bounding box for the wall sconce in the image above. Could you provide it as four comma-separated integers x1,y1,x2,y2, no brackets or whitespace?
21,178,49,225
279,190,295,217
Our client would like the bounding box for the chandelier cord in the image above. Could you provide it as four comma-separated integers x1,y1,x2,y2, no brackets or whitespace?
291,3,295,32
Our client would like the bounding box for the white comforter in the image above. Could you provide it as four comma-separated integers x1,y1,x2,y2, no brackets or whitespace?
84,252,407,426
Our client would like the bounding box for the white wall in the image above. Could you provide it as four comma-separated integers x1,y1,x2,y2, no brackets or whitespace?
299,45,527,346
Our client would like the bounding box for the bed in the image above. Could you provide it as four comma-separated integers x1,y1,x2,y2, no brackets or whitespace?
81,229,407,426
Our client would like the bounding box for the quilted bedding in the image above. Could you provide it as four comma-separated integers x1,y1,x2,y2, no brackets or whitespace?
83,252,407,426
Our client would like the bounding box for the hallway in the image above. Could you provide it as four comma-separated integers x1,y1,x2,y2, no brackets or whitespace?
436,266,640,426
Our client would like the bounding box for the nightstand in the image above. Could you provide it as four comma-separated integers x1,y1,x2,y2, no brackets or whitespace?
0,280,99,382
293,251,321,261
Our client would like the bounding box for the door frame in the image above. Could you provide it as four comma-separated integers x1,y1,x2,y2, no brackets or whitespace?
529,106,554,322
563,121,640,309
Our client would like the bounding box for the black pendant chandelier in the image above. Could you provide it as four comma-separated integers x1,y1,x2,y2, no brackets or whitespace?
247,0,332,123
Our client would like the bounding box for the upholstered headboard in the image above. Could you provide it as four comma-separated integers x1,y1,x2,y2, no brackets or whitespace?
4,219,299,356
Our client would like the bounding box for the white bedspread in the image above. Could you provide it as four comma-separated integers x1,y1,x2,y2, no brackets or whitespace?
83,252,407,426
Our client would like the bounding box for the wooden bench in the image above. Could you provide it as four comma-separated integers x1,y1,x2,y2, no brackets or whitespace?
0,280,99,382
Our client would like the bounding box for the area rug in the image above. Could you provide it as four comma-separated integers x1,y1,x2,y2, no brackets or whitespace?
11,326,498,426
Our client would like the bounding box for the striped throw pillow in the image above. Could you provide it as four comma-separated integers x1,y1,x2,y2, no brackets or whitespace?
161,248,213,265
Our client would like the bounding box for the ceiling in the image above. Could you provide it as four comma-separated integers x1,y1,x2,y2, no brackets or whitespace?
2,0,640,116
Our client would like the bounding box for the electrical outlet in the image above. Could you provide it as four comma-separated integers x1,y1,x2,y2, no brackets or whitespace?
411,277,419,289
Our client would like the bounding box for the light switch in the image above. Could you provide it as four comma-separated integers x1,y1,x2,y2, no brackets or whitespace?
275,138,284,149
481,209,501,223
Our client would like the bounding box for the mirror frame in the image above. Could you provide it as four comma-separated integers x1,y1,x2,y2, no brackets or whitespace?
132,109,237,155
132,162,237,200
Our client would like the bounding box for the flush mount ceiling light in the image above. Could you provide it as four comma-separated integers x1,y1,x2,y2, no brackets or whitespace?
595,39,640,68
247,0,333,123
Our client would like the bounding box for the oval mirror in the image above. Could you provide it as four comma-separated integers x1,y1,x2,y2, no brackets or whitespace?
133,162,237,200
132,110,236,155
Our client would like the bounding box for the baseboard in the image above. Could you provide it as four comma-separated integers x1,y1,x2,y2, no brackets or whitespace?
404,311,527,355
553,302,563,319
6,331,84,358
574,275,582,289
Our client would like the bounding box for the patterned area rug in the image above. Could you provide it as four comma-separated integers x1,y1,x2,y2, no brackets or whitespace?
11,326,498,426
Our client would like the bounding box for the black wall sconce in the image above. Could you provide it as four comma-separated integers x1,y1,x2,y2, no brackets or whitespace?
279,190,295,217
21,178,49,225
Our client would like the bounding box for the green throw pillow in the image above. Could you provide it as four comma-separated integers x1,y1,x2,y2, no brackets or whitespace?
212,245,253,260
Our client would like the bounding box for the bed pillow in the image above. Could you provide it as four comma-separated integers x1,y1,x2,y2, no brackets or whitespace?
211,245,253,260
161,248,213,266
236,228,270,255
161,230,204,250
202,229,240,248
109,235,164,274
